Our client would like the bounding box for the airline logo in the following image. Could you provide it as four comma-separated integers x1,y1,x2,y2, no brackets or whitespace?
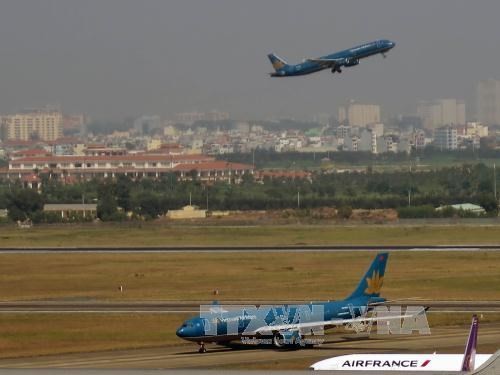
341,359,431,369
364,270,384,295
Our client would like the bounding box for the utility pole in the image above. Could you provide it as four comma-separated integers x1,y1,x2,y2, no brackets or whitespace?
189,192,192,206
297,190,300,209
408,164,412,207
494,163,497,201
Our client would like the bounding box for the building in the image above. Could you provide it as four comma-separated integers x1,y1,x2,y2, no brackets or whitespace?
376,135,398,153
358,129,377,153
465,122,489,138
4,153,253,184
477,79,500,126
63,114,89,132
338,104,380,127
343,136,359,152
175,112,205,125
43,203,98,219
436,203,486,215
411,129,426,150
134,115,161,135
205,110,229,122
1,107,63,141
417,99,466,130
336,125,351,139
434,126,458,150
166,205,207,220
366,123,384,137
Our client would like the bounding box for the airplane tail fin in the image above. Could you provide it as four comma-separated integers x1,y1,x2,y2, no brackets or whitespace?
461,315,479,372
347,252,388,300
267,53,289,72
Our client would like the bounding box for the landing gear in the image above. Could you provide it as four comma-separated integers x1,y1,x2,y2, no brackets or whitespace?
382,52,387,58
331,67,342,74
198,342,207,353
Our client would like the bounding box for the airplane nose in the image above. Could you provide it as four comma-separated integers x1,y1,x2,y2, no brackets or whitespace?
176,327,185,337
390,41,396,48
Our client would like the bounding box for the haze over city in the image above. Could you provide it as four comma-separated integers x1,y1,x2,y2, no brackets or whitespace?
1,0,500,121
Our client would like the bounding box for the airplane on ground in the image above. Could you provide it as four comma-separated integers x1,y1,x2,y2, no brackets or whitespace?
268,39,395,77
310,315,493,372
176,252,409,353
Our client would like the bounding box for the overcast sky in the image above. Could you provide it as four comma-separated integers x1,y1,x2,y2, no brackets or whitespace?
1,0,500,121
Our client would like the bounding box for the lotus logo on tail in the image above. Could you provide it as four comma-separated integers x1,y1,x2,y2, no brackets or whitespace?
365,270,384,295
272,60,285,70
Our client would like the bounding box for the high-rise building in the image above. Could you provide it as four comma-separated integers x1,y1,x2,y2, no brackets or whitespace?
205,110,229,122
476,79,500,126
338,104,380,127
417,99,465,130
134,115,161,135
1,107,63,141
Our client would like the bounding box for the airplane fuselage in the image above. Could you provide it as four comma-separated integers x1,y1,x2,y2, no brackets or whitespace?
270,39,395,77
176,296,384,344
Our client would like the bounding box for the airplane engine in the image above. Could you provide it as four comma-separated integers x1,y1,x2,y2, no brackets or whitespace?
344,58,360,67
273,331,301,348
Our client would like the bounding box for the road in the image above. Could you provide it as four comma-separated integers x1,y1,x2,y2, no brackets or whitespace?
1,324,499,369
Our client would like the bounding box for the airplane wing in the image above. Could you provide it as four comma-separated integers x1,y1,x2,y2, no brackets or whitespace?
306,58,345,67
249,312,418,336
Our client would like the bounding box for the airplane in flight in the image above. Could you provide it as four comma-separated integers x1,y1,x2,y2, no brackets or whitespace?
268,39,395,77
310,315,493,372
176,252,407,353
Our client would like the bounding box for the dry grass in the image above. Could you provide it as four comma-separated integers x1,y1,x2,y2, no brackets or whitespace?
0,313,190,359
1,251,499,301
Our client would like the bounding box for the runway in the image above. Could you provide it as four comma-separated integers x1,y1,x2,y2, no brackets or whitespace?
1,324,499,369
1,245,500,253
1,300,499,313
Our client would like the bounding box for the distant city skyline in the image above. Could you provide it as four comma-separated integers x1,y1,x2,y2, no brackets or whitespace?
1,1,500,122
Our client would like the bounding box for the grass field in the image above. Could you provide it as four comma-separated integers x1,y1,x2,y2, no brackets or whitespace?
2,223,500,247
0,313,189,359
0,250,499,359
1,251,500,301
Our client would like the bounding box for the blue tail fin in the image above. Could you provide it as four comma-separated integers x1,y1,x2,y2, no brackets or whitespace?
267,53,289,72
461,315,479,372
347,252,388,299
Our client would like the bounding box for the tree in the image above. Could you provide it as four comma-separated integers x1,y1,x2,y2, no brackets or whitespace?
96,181,119,221
6,189,44,221
134,192,163,219
97,194,119,221
115,175,132,211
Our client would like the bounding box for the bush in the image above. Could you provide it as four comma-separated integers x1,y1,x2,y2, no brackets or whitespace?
336,205,353,219
397,205,438,219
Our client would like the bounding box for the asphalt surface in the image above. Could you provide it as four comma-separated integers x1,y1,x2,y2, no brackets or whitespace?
0,245,500,253
1,300,500,313
1,324,499,369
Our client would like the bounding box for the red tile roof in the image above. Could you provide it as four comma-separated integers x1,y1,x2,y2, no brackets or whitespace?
10,154,215,163
173,161,253,171
12,149,52,157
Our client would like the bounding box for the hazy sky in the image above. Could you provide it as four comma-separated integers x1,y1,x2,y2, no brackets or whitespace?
1,0,500,121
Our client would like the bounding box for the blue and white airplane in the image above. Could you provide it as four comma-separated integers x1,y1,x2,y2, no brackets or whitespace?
268,39,395,77
177,253,398,353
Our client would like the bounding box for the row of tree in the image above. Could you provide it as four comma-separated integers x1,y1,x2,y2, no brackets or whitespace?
0,163,498,223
